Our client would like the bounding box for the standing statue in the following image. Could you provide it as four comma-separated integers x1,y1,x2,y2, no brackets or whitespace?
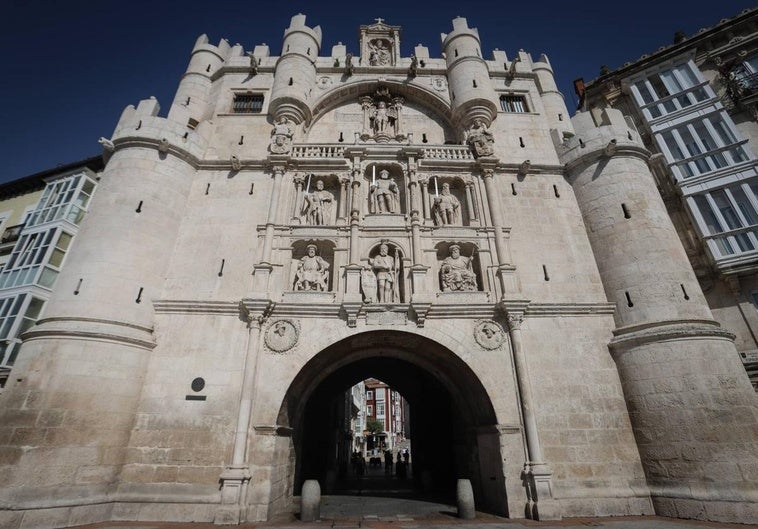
367,243,399,303
466,119,495,158
295,245,330,291
270,117,293,154
440,244,478,292
302,179,334,225
371,169,400,214
433,182,461,226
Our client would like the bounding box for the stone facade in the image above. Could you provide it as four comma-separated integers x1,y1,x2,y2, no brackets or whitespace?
0,13,756,529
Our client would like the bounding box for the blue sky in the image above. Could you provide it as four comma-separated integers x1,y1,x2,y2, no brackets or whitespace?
0,0,754,182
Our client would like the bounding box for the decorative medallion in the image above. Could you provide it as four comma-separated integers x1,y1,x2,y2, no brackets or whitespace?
474,320,506,350
317,76,333,90
264,319,299,353
432,77,447,91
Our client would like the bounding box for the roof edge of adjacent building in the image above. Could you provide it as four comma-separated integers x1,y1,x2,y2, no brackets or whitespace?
0,155,103,198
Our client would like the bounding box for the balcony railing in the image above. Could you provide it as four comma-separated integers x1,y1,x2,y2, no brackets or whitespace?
422,145,474,161
291,145,346,159
290,143,475,162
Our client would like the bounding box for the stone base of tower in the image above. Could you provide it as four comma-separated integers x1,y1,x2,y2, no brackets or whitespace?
610,321,758,524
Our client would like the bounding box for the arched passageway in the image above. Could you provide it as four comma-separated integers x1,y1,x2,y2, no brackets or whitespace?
276,331,508,516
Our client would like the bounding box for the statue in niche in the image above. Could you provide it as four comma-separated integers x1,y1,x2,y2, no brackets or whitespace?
368,39,392,66
270,117,293,154
466,119,495,158
360,90,404,141
440,244,478,292
295,244,330,291
370,169,400,214
302,179,334,225
366,243,400,303
433,182,461,226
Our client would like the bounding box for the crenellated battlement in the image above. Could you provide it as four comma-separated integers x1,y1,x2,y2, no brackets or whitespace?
109,97,210,162
555,109,645,168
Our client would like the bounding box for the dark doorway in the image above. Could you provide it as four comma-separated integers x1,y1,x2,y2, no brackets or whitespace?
277,331,507,516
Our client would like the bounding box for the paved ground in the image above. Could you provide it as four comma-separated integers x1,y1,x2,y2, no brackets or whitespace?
68,467,757,529
69,494,758,529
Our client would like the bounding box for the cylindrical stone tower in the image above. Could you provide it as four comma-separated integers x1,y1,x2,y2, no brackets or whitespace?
269,13,322,126
559,108,758,523
168,34,229,124
0,95,202,520
532,54,573,139
441,17,498,130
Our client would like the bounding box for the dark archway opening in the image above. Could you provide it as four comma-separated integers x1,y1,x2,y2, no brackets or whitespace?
278,331,508,516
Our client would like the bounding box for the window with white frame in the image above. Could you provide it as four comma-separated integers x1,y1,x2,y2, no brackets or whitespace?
630,61,710,119
688,180,758,259
0,228,73,290
0,294,45,366
500,94,529,113
376,402,385,417
367,404,373,416
26,173,96,228
366,390,373,400
657,114,749,179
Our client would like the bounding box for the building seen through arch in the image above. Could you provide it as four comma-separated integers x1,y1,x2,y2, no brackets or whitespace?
0,10,757,529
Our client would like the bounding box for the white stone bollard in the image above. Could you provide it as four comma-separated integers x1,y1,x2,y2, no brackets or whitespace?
301,479,321,522
456,478,475,519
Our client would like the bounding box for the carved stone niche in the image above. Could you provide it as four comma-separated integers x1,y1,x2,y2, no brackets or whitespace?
434,241,482,293
428,176,468,226
297,173,341,226
289,240,336,294
361,241,406,304
359,87,406,143
364,164,406,220
359,19,401,67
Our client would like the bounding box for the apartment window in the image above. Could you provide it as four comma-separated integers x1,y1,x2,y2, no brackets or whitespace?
26,174,96,228
631,61,709,119
688,180,758,259
0,294,44,366
367,404,373,416
366,390,373,400
500,95,529,113
232,94,264,114
376,402,385,417
657,114,749,179
0,228,72,290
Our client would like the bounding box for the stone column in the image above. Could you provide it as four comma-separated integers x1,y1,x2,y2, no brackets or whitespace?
360,96,373,139
392,97,404,137
465,178,478,223
419,176,431,221
481,167,519,294
216,305,268,524
338,175,350,221
507,313,558,520
262,164,285,263
349,170,362,265
292,173,305,222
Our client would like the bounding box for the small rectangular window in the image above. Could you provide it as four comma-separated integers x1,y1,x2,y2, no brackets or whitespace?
500,95,529,113
366,390,373,400
233,94,264,114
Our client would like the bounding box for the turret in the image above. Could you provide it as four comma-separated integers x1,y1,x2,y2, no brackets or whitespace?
532,54,573,140
559,109,758,521
269,14,322,125
559,109,708,327
441,17,498,131
168,34,233,126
